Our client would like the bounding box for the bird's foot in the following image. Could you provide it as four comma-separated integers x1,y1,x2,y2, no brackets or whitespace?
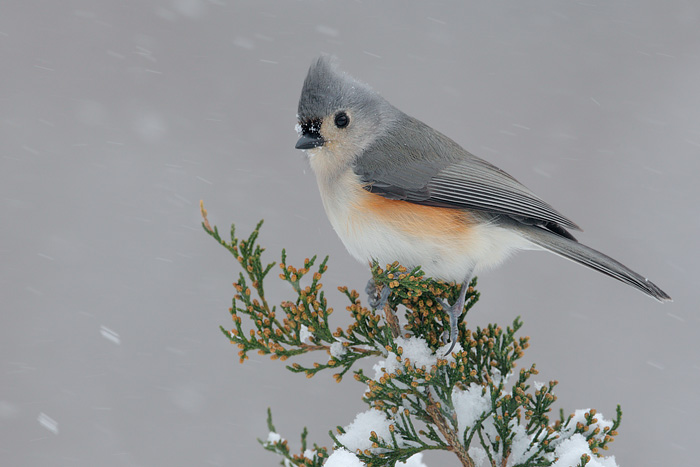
441,300,462,355
366,278,391,309
440,278,471,356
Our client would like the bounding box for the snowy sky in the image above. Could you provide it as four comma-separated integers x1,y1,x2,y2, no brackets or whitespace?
2,1,699,466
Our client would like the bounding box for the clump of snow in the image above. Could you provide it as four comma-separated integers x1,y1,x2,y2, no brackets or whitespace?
326,447,428,466
336,409,394,453
551,434,618,467
373,336,439,380
452,383,491,436
508,424,535,464
265,431,283,444
371,360,388,381
558,409,614,440
468,446,487,466
299,324,312,343
330,341,347,358
397,337,439,368
325,448,365,467
545,409,618,466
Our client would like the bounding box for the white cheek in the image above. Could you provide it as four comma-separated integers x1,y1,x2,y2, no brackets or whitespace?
307,147,335,177
304,147,321,159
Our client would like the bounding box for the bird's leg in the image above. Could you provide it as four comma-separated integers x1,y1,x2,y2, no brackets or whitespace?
442,273,473,355
367,277,400,337
366,277,391,310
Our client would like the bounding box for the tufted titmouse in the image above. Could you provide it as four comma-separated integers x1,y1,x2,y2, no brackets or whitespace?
294,55,671,351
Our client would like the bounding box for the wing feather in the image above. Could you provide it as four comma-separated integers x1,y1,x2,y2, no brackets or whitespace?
355,113,581,232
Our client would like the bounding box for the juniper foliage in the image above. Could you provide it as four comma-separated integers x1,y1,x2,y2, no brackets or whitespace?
201,203,621,467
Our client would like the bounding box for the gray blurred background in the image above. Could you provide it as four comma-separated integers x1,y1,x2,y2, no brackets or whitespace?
2,1,698,466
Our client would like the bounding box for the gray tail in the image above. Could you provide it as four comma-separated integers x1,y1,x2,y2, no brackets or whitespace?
512,224,671,302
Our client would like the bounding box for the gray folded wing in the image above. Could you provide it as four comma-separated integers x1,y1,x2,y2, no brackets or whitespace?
354,114,581,233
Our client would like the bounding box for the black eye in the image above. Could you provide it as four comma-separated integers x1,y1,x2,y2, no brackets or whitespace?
334,111,349,128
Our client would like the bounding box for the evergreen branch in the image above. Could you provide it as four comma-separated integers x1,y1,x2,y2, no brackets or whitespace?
259,408,329,467
202,206,623,467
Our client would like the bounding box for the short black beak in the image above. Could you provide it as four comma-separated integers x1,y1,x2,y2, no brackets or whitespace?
295,133,325,150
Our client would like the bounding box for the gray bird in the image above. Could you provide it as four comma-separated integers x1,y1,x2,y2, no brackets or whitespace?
294,55,671,353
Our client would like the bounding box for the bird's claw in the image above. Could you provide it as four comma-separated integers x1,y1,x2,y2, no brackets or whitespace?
440,278,472,356
366,278,391,309
441,299,461,355
365,277,377,297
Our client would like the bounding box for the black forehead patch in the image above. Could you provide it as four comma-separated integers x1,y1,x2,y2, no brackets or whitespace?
299,118,322,135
